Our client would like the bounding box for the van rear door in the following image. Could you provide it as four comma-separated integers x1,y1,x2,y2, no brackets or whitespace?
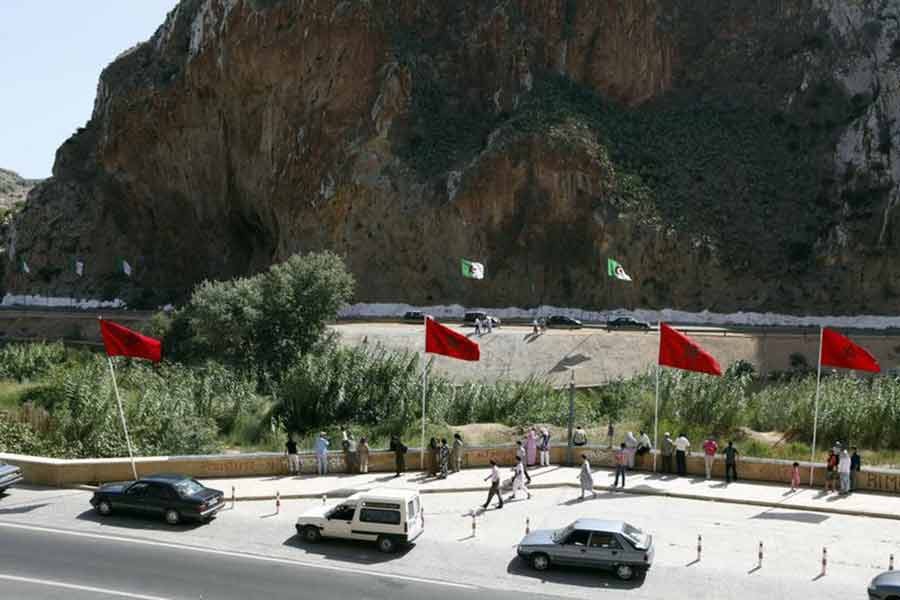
405,496,423,541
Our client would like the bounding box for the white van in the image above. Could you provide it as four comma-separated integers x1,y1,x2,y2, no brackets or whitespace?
295,488,423,553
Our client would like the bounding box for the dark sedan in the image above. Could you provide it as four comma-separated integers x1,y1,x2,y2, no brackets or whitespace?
0,462,24,493
869,570,900,599
90,473,225,525
606,317,651,331
546,315,583,329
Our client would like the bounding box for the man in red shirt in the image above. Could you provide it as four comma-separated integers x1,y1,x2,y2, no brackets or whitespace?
702,437,718,480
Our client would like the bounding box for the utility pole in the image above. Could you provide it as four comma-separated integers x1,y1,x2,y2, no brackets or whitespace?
567,369,575,466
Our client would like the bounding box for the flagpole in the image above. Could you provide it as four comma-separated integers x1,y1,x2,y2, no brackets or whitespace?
809,325,824,487
107,356,138,480
654,322,660,473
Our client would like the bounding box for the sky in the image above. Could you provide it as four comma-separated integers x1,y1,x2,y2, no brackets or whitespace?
0,1,178,179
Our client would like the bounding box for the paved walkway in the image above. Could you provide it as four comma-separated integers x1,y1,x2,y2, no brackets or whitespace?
195,464,900,520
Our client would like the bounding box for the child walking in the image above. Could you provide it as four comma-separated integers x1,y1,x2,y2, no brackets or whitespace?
790,461,801,491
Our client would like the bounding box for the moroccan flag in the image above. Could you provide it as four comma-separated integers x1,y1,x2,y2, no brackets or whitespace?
820,327,880,373
425,317,480,361
607,258,632,281
99,319,162,362
461,259,485,280
658,323,722,376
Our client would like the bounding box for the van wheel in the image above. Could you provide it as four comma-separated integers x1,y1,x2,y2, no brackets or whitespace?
530,553,550,571
376,535,397,553
303,526,322,543
615,564,635,581
164,509,181,526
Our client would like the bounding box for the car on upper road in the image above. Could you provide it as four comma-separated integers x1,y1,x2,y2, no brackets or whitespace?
516,519,653,581
606,317,651,331
90,473,225,525
869,570,900,599
402,311,432,322
546,315,583,329
0,461,24,493
464,311,501,327
296,488,423,553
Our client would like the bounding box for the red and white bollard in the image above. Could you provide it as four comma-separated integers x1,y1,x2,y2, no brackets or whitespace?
890,554,894,571
231,486,236,509
697,535,702,562
471,513,476,537
525,518,530,534
322,494,327,505
758,542,763,568
821,547,827,575
275,491,281,514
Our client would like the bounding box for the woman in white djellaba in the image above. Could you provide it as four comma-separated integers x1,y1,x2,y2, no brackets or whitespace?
578,453,596,500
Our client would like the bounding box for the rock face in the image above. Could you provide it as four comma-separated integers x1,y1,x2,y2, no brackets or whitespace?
0,169,37,211
7,0,900,312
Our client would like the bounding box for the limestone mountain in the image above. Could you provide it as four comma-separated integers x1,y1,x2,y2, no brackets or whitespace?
6,0,900,312
0,168,37,212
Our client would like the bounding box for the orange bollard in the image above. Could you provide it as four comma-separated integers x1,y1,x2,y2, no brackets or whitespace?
276,491,281,514
231,486,236,509
526,518,530,534
890,554,894,571
697,535,702,562
471,513,476,537
821,547,827,575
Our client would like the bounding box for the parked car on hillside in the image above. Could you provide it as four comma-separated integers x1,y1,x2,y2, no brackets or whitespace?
606,317,651,331
546,315,583,329
90,474,225,525
517,519,653,581
0,461,24,493
295,488,423,553
464,311,501,327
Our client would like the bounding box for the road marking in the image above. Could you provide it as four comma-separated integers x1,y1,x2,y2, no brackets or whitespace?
0,573,175,600
0,521,477,591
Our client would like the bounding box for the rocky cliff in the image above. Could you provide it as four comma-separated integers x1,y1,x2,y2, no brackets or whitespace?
0,169,37,212
7,0,900,312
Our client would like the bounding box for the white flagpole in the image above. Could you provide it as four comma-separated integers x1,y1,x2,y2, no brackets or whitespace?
654,322,661,473
809,325,824,486
107,356,138,480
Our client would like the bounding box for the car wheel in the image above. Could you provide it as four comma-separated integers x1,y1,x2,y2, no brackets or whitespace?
376,535,397,553
530,553,550,571
615,564,635,581
302,526,322,543
96,499,112,516
164,508,181,525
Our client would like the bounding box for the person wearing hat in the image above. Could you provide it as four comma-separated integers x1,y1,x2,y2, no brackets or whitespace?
315,432,330,475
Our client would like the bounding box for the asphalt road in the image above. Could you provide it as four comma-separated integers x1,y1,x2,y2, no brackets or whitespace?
0,524,544,600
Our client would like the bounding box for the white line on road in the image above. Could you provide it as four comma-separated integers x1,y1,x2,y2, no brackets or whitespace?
0,520,477,591
0,573,175,600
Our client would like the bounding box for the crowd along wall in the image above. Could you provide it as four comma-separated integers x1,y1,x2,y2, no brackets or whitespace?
2,446,898,494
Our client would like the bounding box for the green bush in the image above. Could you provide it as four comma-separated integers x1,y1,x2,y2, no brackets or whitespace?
0,342,70,381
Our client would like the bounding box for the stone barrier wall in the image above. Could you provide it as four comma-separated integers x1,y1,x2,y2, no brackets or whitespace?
1,446,896,494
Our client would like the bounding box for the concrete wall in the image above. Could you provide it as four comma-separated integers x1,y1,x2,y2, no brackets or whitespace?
3,446,898,494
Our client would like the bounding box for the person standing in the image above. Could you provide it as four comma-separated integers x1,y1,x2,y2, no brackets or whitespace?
525,427,538,466
624,432,638,469
723,441,739,483
508,456,531,501
674,433,690,476
482,460,503,509
702,436,718,480
390,434,406,477
315,432,330,475
662,433,675,474
539,427,551,466
439,438,450,479
516,441,532,484
578,454,596,500
451,433,464,473
344,431,357,474
428,437,439,477
607,422,615,449
636,431,652,457
573,426,588,447
285,433,301,475
838,448,852,495
824,449,837,492
790,461,801,492
614,443,627,489
850,447,861,492
357,436,370,474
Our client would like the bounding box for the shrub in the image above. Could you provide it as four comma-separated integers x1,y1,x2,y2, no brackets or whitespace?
0,342,70,381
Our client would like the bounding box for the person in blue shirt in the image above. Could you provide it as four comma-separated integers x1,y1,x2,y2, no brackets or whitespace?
315,432,330,475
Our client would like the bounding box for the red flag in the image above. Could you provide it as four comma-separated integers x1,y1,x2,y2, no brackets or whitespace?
820,327,880,373
658,323,722,376
425,317,480,361
99,319,162,362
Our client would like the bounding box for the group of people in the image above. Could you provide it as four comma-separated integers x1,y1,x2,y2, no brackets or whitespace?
473,317,494,335
481,426,552,509
284,428,374,476
821,443,861,494
425,434,465,478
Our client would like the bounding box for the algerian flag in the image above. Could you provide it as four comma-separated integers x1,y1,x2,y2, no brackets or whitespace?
75,260,84,277
121,260,132,277
607,258,632,282
20,260,30,275
461,258,485,280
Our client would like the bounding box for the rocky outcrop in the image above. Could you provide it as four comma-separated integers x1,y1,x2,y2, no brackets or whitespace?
6,0,900,313
0,169,37,211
